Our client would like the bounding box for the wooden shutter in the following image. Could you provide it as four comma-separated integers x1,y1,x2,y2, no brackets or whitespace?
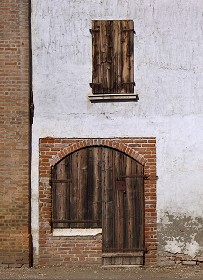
52,148,102,229
91,20,134,94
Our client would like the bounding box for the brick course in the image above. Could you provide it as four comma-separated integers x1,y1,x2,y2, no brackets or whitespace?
39,138,157,266
0,0,31,267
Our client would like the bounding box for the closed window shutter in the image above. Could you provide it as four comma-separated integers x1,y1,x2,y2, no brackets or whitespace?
91,20,134,94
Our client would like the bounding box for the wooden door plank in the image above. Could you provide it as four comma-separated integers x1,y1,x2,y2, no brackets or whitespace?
102,147,114,250
136,161,144,249
70,152,78,227
92,147,102,228
128,20,134,93
114,151,124,250
77,148,88,228
125,156,134,249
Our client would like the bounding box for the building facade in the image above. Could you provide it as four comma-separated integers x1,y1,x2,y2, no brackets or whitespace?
1,0,203,268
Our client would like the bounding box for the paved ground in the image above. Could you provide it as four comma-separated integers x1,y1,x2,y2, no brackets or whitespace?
0,265,203,280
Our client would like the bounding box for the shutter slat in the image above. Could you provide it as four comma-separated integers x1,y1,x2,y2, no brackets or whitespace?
92,21,101,94
128,20,134,93
101,21,108,93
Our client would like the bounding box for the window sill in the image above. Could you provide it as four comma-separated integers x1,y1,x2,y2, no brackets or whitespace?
52,228,102,237
88,93,139,103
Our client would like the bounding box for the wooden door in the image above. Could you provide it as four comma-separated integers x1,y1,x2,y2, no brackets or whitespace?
101,148,144,265
52,147,144,265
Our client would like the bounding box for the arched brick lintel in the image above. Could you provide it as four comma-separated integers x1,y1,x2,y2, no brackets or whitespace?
49,139,147,167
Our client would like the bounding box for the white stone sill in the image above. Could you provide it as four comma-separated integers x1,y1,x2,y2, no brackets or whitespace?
89,93,139,102
53,228,102,237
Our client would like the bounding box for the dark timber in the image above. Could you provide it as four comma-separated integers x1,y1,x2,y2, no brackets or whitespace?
91,20,135,94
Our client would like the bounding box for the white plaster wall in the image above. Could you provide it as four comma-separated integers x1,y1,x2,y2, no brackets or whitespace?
32,0,203,262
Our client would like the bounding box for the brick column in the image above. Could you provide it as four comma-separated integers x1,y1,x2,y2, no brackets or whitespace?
0,0,31,267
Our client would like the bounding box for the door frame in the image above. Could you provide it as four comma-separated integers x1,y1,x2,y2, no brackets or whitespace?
38,138,157,266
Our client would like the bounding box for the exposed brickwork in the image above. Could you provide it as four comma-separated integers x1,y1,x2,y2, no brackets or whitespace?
158,251,203,266
0,0,31,267
40,235,102,266
39,138,157,266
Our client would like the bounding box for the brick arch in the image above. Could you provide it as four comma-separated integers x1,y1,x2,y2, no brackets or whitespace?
39,137,157,266
49,139,147,167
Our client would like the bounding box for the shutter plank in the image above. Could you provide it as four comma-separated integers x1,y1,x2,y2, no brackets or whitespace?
55,161,68,228
101,21,108,93
128,20,134,93
78,149,88,228
121,20,134,93
70,152,78,227
117,21,122,93
107,21,114,93
92,21,101,94
121,20,128,93
113,21,119,93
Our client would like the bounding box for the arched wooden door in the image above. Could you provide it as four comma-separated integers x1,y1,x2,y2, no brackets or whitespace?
52,147,144,265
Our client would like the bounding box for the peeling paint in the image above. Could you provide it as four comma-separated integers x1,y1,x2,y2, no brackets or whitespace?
158,212,203,259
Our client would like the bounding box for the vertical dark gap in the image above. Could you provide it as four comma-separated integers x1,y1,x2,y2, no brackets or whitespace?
28,0,33,267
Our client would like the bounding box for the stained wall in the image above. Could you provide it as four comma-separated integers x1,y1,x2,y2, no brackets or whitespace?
32,0,203,265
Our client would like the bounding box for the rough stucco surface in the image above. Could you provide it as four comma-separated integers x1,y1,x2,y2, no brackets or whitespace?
31,0,203,264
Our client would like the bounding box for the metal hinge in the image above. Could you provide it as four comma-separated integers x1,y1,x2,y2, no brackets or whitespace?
122,82,135,86
49,179,71,185
89,82,101,88
89,29,100,34
122,29,136,34
121,175,158,180
30,90,34,125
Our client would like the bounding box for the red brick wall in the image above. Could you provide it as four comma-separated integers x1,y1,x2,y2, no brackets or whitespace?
39,138,157,266
0,0,31,268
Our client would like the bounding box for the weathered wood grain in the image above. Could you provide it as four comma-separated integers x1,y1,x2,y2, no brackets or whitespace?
91,20,134,94
52,146,144,265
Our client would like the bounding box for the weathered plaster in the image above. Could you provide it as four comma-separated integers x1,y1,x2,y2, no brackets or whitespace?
158,212,203,259
31,0,203,264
